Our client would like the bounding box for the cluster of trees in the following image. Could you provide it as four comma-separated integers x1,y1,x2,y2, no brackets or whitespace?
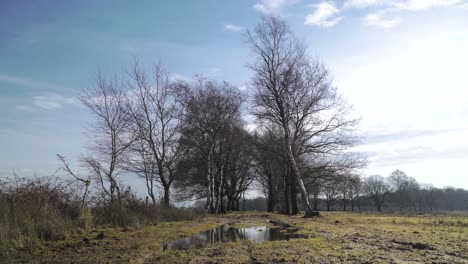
248,17,363,216
314,170,468,212
75,62,253,214
65,16,362,216
64,16,466,216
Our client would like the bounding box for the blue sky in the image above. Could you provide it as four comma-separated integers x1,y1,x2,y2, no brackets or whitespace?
1,0,468,191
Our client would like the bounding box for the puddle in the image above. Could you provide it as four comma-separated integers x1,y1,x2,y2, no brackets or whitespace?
161,224,308,251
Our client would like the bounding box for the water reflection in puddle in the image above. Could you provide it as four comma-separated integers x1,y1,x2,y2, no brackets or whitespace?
161,225,308,251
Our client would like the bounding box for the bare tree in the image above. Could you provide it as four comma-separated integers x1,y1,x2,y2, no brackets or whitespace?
125,62,185,207
80,73,132,205
56,154,91,211
224,126,256,211
322,176,340,211
363,175,389,212
421,184,439,212
174,78,245,213
388,170,408,211
247,16,357,216
388,169,420,211
308,179,322,211
348,174,362,211
254,126,286,212
338,174,351,211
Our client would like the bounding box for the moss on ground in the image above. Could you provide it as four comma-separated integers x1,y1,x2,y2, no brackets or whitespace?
2,212,467,263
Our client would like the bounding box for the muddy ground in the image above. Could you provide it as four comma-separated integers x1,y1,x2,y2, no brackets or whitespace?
2,212,467,263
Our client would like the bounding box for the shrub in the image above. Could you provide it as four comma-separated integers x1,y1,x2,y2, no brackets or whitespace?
91,187,202,227
0,175,202,253
0,176,84,250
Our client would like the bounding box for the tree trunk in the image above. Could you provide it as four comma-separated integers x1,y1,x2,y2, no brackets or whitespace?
242,192,246,211
356,192,361,211
313,193,319,211
215,163,225,214
109,179,122,206
285,141,313,216
163,185,170,207
220,198,226,213
81,182,90,211
283,174,290,215
227,198,232,211
267,188,274,212
149,192,156,206
206,149,213,213
290,180,299,215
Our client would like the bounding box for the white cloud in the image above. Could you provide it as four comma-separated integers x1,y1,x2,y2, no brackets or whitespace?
344,0,386,8
208,67,221,75
16,105,34,111
32,93,79,110
224,24,243,32
253,0,297,14
202,67,222,76
170,73,189,82
395,0,463,11
328,22,468,188
366,10,402,28
459,2,468,9
344,0,463,10
305,2,343,27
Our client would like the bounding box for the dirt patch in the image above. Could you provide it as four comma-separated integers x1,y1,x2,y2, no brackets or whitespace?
268,218,291,228
390,239,434,250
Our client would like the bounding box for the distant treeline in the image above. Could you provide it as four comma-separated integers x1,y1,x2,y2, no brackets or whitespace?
194,170,468,213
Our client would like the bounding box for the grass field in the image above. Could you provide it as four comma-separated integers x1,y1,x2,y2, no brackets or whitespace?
2,212,467,263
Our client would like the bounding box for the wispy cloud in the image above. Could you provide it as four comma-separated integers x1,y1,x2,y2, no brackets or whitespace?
365,10,402,28
361,129,452,145
16,105,35,111
305,2,343,27
367,145,468,167
344,0,463,10
395,0,463,11
344,0,384,8
0,74,66,91
17,93,80,111
342,0,464,29
170,73,189,82
253,0,297,14
35,94,79,110
355,126,468,174
0,75,80,111
224,24,243,32
205,67,222,76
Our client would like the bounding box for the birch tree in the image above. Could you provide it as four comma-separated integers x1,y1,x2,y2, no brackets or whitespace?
174,78,244,213
125,63,184,207
247,16,356,216
80,74,132,205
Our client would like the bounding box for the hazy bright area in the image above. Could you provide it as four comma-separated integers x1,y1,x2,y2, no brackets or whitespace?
1,1,467,264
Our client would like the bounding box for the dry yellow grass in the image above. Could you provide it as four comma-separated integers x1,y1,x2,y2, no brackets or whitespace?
2,212,467,263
